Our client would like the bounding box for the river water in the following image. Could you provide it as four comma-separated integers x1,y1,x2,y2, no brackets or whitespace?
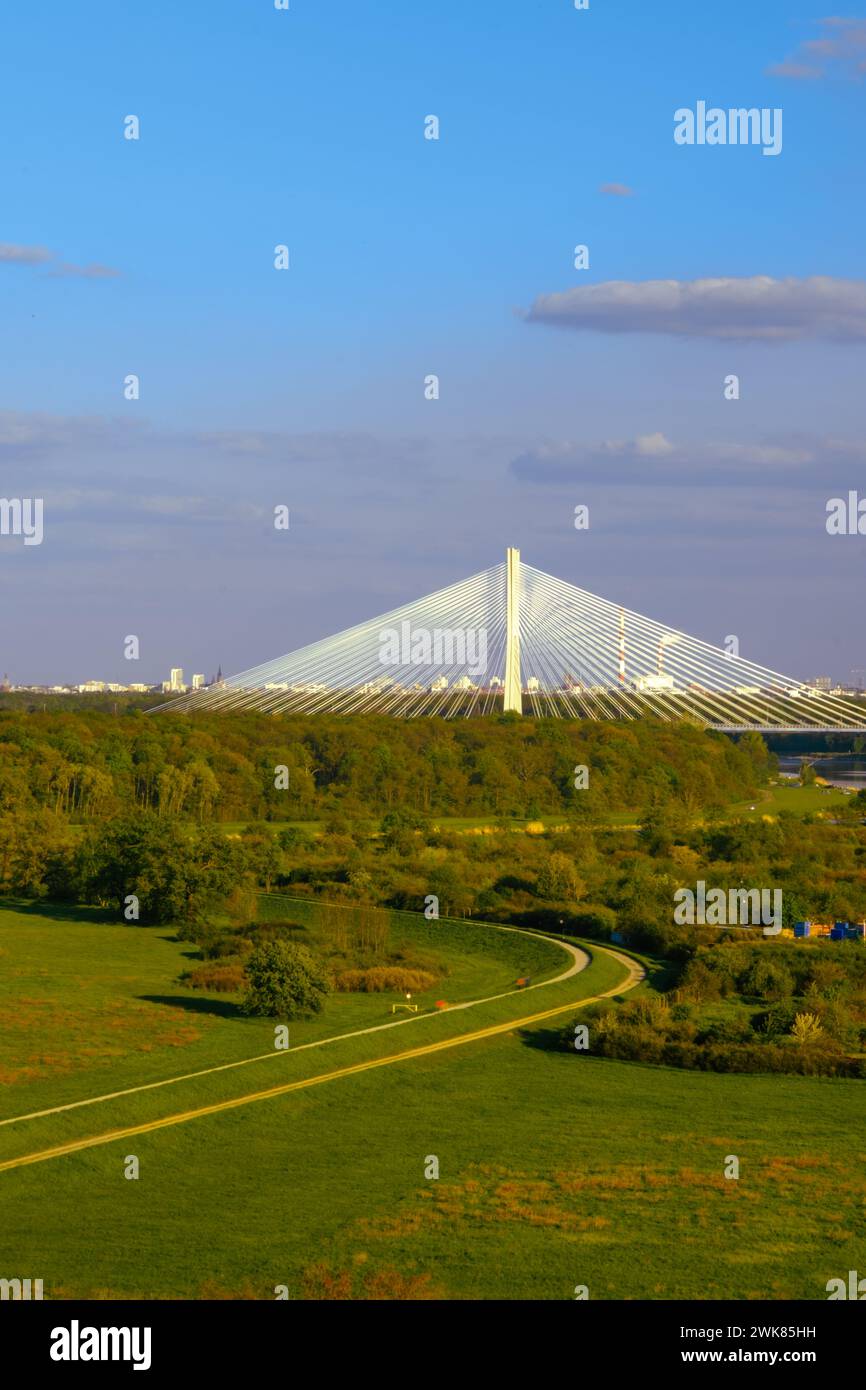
777,755,866,791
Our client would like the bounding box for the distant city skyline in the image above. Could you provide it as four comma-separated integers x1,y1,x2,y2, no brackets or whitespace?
3,666,864,698
1,2,864,684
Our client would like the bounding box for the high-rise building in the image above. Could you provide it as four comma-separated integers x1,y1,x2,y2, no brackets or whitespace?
809,676,832,691
169,667,185,691
191,673,205,690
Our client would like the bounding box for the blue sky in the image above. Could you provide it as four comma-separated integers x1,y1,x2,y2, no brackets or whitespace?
1,0,865,684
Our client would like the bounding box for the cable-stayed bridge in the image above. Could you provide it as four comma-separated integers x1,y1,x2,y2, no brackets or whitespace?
160,549,866,731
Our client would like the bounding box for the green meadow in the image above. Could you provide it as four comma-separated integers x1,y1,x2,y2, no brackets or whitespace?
0,898,565,1106
215,779,852,841
728,782,850,819
0,899,863,1300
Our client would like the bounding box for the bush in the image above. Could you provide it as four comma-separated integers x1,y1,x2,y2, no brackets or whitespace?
333,966,437,993
569,904,617,940
570,990,858,1077
752,1002,800,1038
670,1002,694,1023
277,827,312,853
680,958,724,1003
697,1015,752,1045
241,941,330,1018
741,958,794,1003
791,1011,823,1043
186,962,246,993
188,925,240,960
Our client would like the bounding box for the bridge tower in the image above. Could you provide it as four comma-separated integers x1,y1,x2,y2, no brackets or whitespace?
504,546,522,714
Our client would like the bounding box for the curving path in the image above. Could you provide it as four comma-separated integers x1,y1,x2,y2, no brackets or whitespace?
0,918,589,1132
0,919,644,1173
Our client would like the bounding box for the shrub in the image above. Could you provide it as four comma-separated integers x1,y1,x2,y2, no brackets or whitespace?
697,1015,752,1045
752,1002,800,1038
186,962,246,993
568,904,617,939
741,958,794,1003
195,927,241,961
670,1002,694,1023
333,967,437,993
791,1011,823,1044
680,958,724,1003
571,992,857,1076
277,827,312,853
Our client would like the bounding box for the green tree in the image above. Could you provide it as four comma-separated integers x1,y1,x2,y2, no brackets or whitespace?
737,731,776,779
790,1012,822,1044
536,852,584,903
381,808,426,850
242,941,330,1018
277,826,312,853
637,800,688,856
240,829,282,892
743,958,794,1003
90,815,248,923
427,861,476,918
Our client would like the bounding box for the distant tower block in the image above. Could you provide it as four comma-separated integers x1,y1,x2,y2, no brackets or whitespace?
504,546,522,714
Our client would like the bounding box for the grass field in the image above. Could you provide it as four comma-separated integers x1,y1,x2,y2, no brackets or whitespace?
216,782,852,841
728,783,850,819
0,898,566,1102
0,897,863,1300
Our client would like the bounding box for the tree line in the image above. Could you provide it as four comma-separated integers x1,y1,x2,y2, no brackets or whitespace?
0,706,766,822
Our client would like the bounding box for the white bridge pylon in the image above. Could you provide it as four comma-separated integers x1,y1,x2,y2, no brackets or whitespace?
160,550,866,730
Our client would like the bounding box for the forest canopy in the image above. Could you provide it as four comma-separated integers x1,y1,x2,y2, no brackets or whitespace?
0,707,766,822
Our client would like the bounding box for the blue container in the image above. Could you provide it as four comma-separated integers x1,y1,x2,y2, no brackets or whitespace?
794,921,811,938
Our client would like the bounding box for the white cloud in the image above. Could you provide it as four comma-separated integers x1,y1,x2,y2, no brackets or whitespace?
769,18,866,80
0,242,120,277
634,432,674,456
48,262,121,279
0,243,52,264
510,432,866,486
524,276,866,342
